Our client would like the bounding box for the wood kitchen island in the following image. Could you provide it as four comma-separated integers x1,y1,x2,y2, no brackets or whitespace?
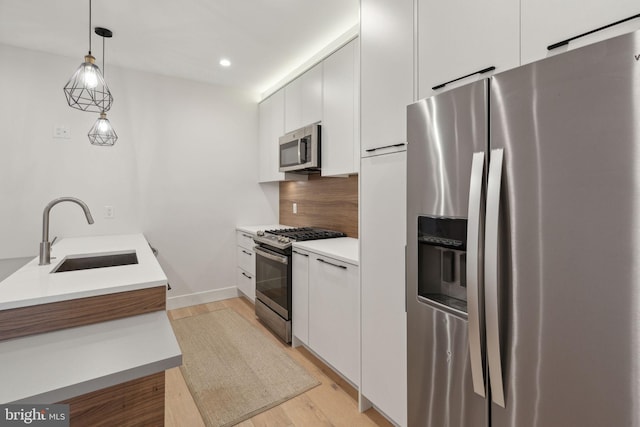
0,234,182,425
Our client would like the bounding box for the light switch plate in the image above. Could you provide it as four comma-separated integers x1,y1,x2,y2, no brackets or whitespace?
53,125,71,139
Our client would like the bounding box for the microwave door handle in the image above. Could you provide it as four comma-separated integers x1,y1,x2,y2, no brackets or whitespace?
297,139,302,165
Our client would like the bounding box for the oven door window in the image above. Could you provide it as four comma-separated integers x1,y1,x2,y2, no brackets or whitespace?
280,139,301,167
255,247,290,319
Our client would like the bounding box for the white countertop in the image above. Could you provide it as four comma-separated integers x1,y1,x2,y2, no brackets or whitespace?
292,237,359,266
0,234,167,310
236,224,291,235
0,310,182,404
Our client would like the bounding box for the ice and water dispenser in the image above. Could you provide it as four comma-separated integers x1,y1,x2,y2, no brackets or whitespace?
417,216,468,315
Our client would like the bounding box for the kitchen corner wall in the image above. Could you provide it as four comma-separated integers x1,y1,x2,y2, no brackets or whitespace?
0,43,278,304
279,174,358,237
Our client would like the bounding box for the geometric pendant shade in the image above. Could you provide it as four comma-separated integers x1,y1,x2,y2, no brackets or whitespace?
64,54,113,113
88,112,118,146
87,26,117,146
63,0,113,113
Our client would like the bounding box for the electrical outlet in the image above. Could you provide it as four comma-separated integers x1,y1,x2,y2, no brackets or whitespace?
104,205,115,219
53,125,71,139
293,203,297,214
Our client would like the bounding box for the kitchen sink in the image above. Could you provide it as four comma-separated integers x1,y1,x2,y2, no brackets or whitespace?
51,251,138,273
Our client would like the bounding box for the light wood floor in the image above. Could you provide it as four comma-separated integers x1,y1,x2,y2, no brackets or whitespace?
164,297,393,427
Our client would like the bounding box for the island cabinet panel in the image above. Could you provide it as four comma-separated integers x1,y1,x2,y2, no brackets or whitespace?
0,286,166,341
59,371,165,427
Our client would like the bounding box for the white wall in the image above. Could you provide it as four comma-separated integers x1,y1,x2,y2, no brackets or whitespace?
0,44,278,304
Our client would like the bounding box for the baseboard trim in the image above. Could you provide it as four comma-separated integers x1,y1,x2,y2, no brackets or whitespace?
166,287,240,310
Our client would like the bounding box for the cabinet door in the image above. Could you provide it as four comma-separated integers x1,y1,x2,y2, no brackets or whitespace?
285,63,323,133
360,151,407,426
308,254,359,384
322,39,360,176
284,78,302,133
258,89,285,182
417,0,519,100
301,63,323,128
361,0,413,157
292,249,310,346
521,0,640,65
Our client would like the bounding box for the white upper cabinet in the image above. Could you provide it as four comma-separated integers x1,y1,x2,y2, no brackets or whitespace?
258,40,358,181
417,0,520,100
360,0,413,156
322,38,360,176
284,78,302,133
285,63,323,133
258,89,285,183
521,0,640,65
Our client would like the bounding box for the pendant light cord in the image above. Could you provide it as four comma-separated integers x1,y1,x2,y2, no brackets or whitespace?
88,0,92,54
102,36,105,78
101,30,108,114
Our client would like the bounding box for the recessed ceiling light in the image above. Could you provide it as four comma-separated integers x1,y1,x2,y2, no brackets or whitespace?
219,58,231,67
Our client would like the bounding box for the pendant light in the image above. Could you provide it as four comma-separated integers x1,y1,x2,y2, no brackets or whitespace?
88,27,117,146
63,0,113,113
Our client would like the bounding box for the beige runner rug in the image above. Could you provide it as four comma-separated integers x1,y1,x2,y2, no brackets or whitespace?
170,308,320,426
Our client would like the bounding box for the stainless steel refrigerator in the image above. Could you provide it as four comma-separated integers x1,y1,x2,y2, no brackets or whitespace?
407,29,640,427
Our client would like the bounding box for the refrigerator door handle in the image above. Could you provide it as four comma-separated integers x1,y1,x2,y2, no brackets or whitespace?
467,151,486,398
485,148,506,408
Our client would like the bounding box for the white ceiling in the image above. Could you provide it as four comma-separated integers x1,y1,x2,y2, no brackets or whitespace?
0,0,359,96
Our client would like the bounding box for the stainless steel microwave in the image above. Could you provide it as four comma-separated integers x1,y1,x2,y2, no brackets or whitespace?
279,123,321,173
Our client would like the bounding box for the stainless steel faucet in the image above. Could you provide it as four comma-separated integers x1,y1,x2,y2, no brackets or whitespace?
39,197,95,265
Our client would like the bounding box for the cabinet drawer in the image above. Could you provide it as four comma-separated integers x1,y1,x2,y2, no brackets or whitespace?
236,267,255,301
236,230,256,250
237,246,255,274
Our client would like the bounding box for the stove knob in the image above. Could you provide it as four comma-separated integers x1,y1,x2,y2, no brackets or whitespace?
257,230,265,236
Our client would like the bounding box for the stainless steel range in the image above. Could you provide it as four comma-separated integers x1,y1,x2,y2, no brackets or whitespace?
253,227,346,343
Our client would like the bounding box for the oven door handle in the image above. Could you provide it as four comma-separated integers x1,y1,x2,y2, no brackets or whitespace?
255,246,289,265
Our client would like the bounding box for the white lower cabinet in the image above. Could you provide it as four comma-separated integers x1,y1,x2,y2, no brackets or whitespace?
308,252,359,385
235,230,256,301
360,151,408,426
292,245,360,386
292,249,310,345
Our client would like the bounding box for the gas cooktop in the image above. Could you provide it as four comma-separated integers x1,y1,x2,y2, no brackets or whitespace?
254,227,346,250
